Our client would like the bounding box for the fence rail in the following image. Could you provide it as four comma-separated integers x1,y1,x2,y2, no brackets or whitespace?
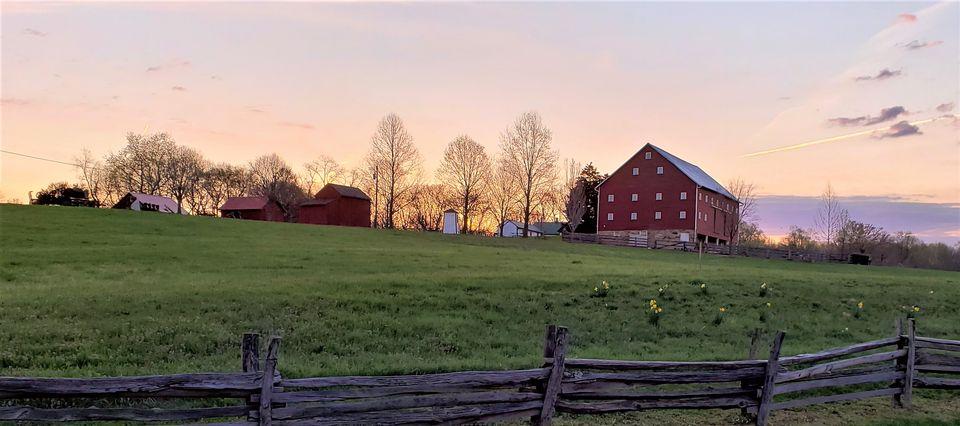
2,322,957,424
563,232,847,262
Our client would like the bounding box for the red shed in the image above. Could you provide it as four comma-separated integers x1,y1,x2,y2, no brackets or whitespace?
298,183,371,228
220,196,285,222
597,143,739,246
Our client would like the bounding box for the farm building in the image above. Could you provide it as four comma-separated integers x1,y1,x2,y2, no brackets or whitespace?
219,197,285,222
298,183,371,228
499,220,543,237
112,192,181,214
535,222,570,236
597,143,738,246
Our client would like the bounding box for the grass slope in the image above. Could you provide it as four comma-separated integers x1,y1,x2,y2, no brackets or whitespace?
2,204,957,378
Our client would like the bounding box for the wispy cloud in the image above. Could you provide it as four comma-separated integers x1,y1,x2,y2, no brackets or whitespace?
828,106,907,127
876,121,921,138
0,98,32,106
278,121,315,130
246,106,266,114
854,68,901,82
897,13,917,23
901,40,943,50
146,60,191,72
22,28,47,37
936,102,955,113
171,86,187,92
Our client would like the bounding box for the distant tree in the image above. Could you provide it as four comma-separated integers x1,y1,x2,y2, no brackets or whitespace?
489,157,518,236
165,145,205,214
303,155,344,195
836,217,889,258
814,183,844,251
782,226,816,252
499,111,558,237
726,178,757,246
105,132,176,196
32,182,97,207
564,180,587,232
366,114,422,228
404,183,453,231
248,153,306,221
75,148,108,206
437,135,491,233
573,163,606,233
737,221,768,247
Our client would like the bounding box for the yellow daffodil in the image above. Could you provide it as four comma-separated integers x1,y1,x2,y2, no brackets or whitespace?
656,307,663,313
913,306,920,312
857,301,864,309
766,302,772,307
594,287,598,292
719,307,727,313
760,283,767,289
700,283,706,289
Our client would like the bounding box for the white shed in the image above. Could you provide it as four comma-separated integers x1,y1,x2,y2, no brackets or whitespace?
442,209,459,234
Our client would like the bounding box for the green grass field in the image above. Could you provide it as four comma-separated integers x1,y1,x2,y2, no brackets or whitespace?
1,204,958,424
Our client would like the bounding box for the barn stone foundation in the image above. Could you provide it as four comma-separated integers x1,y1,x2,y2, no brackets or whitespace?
599,229,696,249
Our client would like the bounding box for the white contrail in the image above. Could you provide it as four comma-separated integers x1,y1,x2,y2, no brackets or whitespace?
743,115,955,158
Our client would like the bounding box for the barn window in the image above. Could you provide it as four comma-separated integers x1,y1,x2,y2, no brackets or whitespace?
656,166,664,175
607,194,615,202
630,212,637,221
655,211,662,220
645,152,652,160
680,192,687,200
631,193,638,202
632,167,639,175
679,211,687,219
607,213,614,221
699,192,702,200
655,192,663,201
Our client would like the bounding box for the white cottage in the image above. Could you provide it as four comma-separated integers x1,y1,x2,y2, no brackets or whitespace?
499,220,543,237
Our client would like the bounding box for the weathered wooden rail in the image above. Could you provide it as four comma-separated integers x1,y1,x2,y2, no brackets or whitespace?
562,232,847,262
2,322,957,424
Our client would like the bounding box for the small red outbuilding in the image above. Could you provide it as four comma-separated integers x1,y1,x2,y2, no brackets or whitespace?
220,197,285,222
298,184,371,228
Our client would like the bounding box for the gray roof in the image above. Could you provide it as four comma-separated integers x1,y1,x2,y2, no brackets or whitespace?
535,222,567,235
505,220,543,234
326,184,371,201
649,145,737,200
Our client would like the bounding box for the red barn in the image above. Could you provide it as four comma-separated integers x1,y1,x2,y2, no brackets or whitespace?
220,197,285,222
597,143,739,247
298,183,371,228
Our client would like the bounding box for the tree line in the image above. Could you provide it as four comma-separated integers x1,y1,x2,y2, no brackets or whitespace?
54,112,583,235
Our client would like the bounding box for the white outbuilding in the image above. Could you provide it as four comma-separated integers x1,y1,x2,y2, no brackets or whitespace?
499,220,543,237
442,209,459,234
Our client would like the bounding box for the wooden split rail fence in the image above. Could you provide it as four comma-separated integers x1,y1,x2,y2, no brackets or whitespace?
562,232,847,262
2,321,958,424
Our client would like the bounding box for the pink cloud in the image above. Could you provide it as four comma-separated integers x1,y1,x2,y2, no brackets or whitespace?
171,86,187,92
897,13,917,23
22,28,48,37
278,121,315,130
147,60,191,72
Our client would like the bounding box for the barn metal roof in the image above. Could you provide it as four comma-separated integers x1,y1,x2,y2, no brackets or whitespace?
220,196,270,211
321,184,371,201
122,192,181,213
301,198,335,207
649,145,737,200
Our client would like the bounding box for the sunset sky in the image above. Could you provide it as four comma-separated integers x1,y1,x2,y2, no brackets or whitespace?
2,2,957,242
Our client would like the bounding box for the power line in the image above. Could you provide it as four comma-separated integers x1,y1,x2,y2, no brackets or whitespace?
1,149,81,167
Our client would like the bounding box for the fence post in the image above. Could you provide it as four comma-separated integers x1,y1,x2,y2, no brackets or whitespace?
755,331,785,426
537,326,568,426
741,328,763,420
242,333,261,373
258,336,281,426
896,319,917,408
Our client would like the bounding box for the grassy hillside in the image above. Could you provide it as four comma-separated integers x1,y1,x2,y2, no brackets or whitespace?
2,203,957,380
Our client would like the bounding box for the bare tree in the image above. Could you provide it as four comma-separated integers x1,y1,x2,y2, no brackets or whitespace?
726,178,758,246
489,157,518,236
197,163,249,215
815,183,844,251
366,114,422,228
249,153,306,220
403,183,453,231
105,132,176,196
165,145,205,214
499,111,558,237
75,148,108,206
437,135,491,233
303,155,344,195
564,179,587,231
